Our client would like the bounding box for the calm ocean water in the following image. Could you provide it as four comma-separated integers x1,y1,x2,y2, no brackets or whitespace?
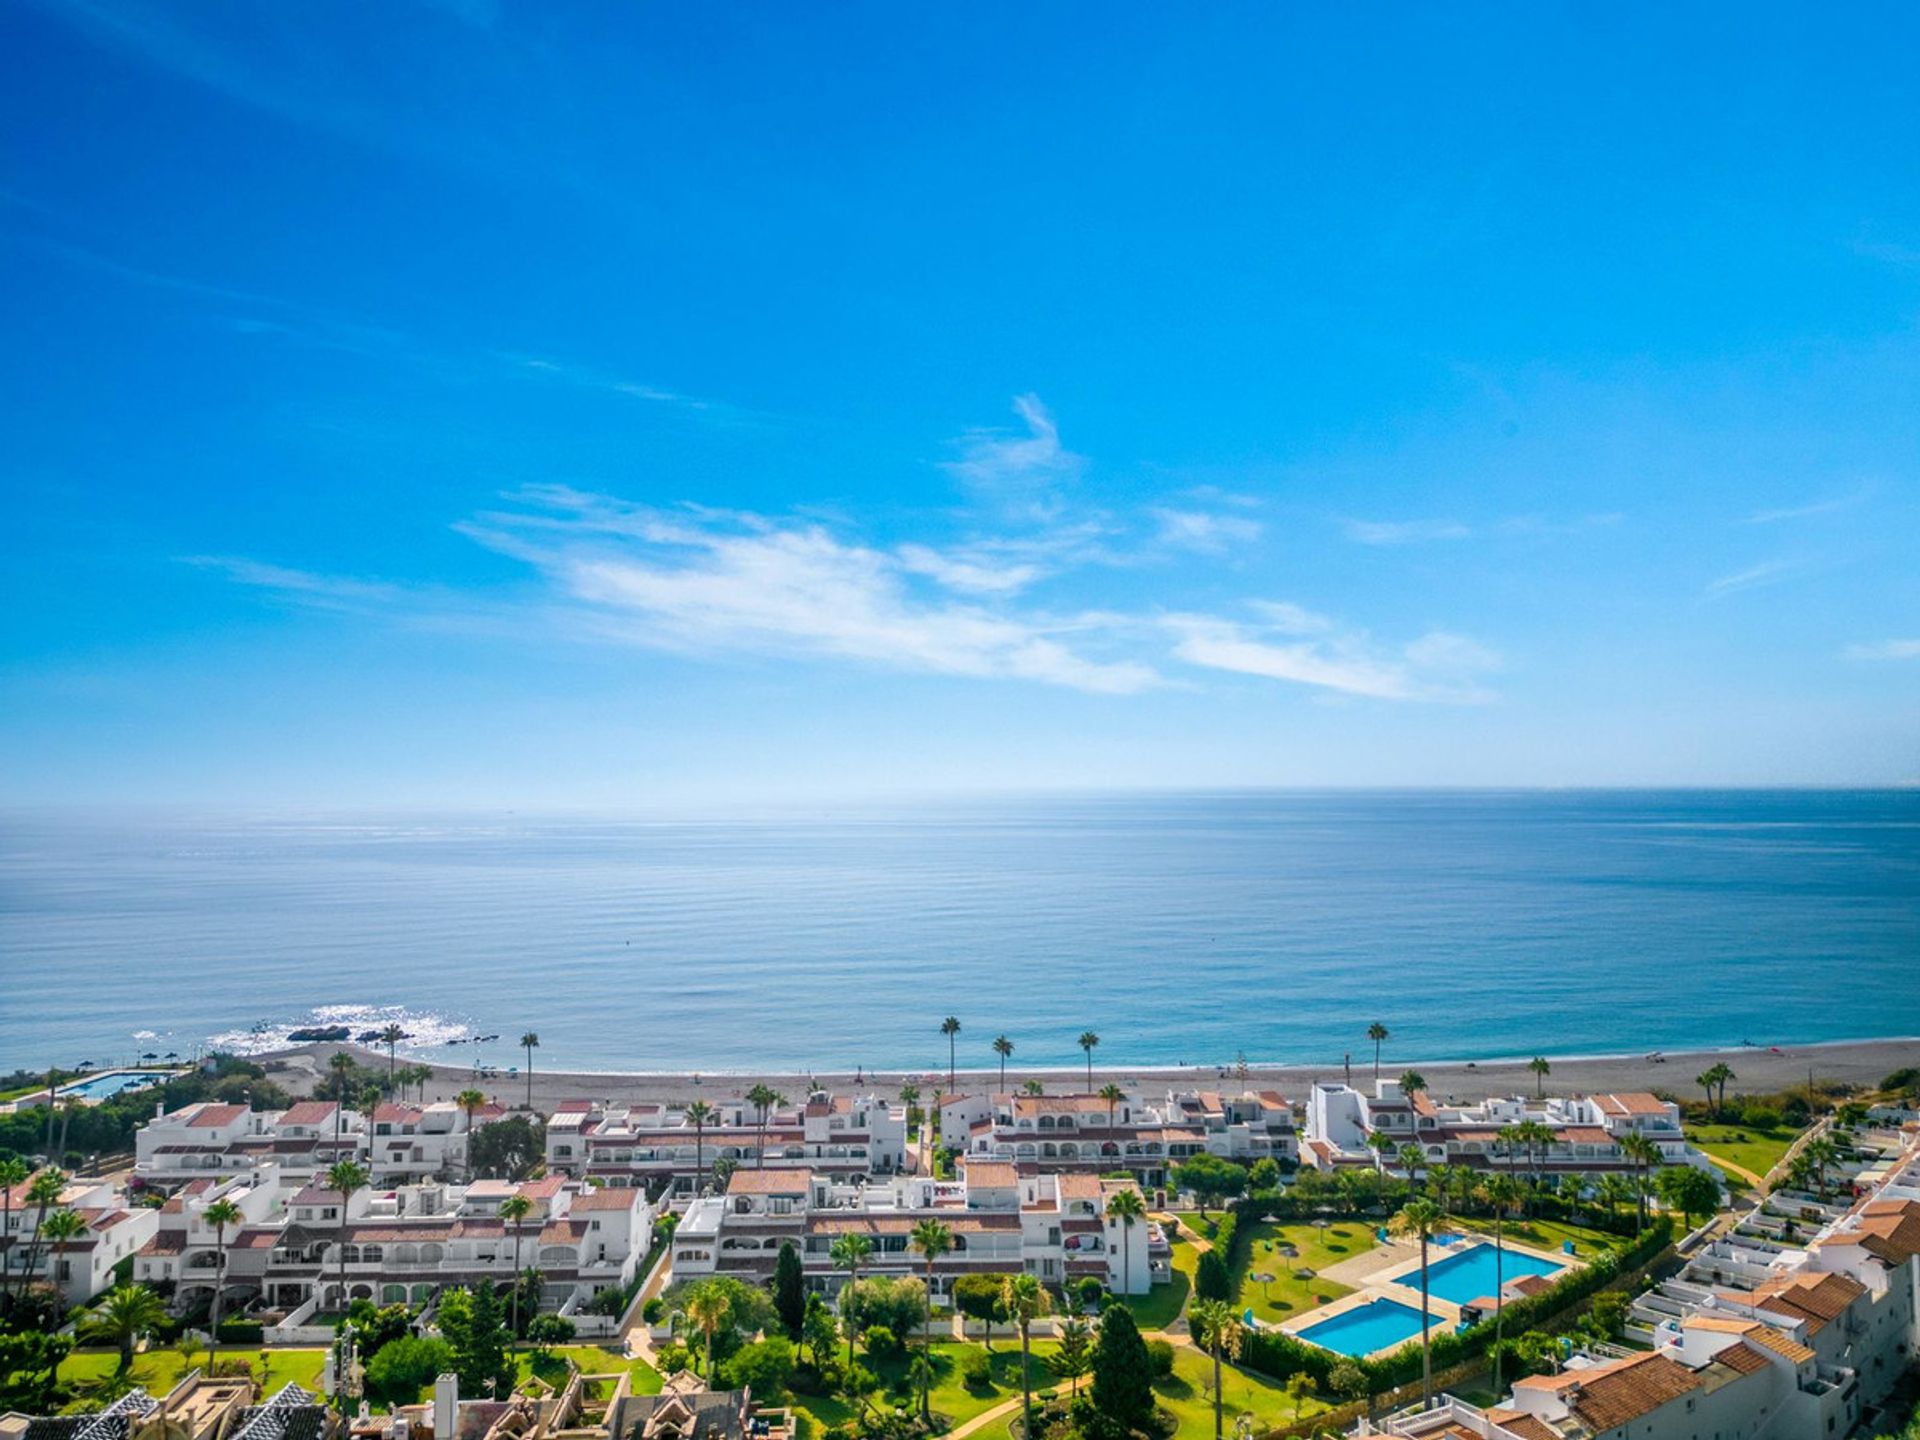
1,791,1916,1077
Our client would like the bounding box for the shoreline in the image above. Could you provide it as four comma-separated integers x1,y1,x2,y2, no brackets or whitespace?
257,1034,1920,1111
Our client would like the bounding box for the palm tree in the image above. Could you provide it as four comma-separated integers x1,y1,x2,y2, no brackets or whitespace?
1003,1273,1048,1440
83,1282,168,1371
1078,1031,1101,1090
685,1282,732,1380
455,1089,486,1182
39,1208,88,1302
499,1193,533,1341
20,1168,67,1293
1528,1056,1551,1098
1398,1069,1427,1098
1696,1070,1717,1113
0,1155,29,1298
1619,1133,1658,1232
829,1232,873,1368
1596,1172,1636,1226
1099,1083,1125,1133
1478,1173,1520,1390
684,1101,716,1198
747,1084,779,1169
1390,1198,1445,1407
899,1084,922,1150
940,1016,961,1094
1105,1186,1146,1296
519,1033,540,1111
324,1159,369,1313
1397,1142,1425,1191
1189,1298,1244,1440
379,1024,406,1084
1021,1078,1044,1096
908,1219,954,1420
1804,1135,1838,1194
1367,1022,1389,1083
992,1036,1014,1091
201,1197,243,1370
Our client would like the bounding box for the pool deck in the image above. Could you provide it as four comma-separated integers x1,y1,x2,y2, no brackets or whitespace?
1277,1233,1581,1360
0,1066,184,1113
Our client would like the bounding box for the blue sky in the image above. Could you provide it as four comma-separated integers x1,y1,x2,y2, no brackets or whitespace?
4,3,1918,805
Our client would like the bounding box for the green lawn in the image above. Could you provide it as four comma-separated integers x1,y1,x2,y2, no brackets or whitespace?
1451,1214,1624,1259
1122,1235,1196,1331
516,1344,662,1395
1235,1221,1373,1325
60,1347,328,1396
1686,1125,1802,1183
786,1340,1058,1434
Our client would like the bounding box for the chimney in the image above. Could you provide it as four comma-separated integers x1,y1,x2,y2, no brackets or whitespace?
433,1373,459,1440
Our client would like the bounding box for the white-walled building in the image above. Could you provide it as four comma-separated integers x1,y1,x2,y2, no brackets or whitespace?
0,1169,159,1305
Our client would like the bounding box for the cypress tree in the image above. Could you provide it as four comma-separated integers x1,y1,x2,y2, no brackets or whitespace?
773,1241,807,1339
1194,1247,1233,1302
1091,1303,1155,1433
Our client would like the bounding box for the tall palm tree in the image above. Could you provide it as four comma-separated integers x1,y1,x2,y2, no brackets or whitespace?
83,1282,168,1371
1003,1273,1048,1440
940,1016,961,1095
1189,1298,1244,1440
747,1084,779,1169
1695,1070,1717,1113
1398,1069,1427,1098
1078,1032,1101,1090
1367,1023,1389,1083
379,1024,406,1085
0,1155,30,1298
829,1233,873,1368
1804,1135,1838,1194
455,1089,486,1182
1397,1142,1425,1192
1099,1083,1125,1133
684,1282,732,1380
519,1033,540,1111
1527,1056,1551,1098
200,1197,243,1370
1596,1172,1636,1226
39,1208,87,1302
324,1159,369,1313
499,1193,532,1340
1478,1173,1520,1390
908,1219,954,1420
1105,1187,1146,1296
683,1100,717,1198
1619,1133,1658,1232
899,1084,921,1147
20,1168,67,1294
992,1036,1014,1091
1390,1198,1445,1408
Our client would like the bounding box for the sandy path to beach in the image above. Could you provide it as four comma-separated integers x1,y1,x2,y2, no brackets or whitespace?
261,1036,1920,1111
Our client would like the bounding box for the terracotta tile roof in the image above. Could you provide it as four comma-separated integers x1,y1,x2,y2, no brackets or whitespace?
1557,1126,1617,1145
539,1219,590,1245
1683,1314,1816,1363
140,1231,187,1256
515,1176,566,1200
373,1103,423,1125
1594,1092,1670,1117
1715,1341,1772,1376
279,1101,337,1126
728,1169,813,1196
1828,1199,1920,1266
1753,1269,1866,1332
1485,1410,1557,1440
1057,1173,1105,1201
187,1104,249,1128
568,1188,641,1212
960,1161,1018,1188
1011,1095,1114,1116
1514,1352,1700,1431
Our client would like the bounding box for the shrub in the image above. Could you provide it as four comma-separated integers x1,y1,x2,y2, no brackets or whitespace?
1075,1276,1106,1312
526,1314,576,1351
1740,1105,1782,1130
643,1297,666,1324
215,1320,264,1345
960,1350,993,1388
1145,1339,1175,1378
861,1324,901,1359
721,1336,796,1396
365,1336,456,1404
1194,1249,1232,1302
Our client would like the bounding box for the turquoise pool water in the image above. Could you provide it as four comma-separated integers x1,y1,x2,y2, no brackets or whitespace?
1421,1243,1564,1305
1296,1298,1436,1356
61,1070,173,1100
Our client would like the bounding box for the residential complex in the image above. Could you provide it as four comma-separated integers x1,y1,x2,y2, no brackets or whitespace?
1305,1078,1712,1181
545,1092,909,1194
939,1085,1297,1189
670,1158,1163,1296
0,1169,159,1305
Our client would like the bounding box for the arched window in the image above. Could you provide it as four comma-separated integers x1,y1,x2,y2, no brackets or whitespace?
382,1284,408,1304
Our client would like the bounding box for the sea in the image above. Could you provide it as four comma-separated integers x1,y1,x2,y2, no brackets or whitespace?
1,790,1916,1078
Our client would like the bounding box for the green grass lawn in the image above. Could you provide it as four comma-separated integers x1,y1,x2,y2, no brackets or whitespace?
1123,1235,1196,1331
1235,1221,1373,1325
60,1346,328,1396
785,1340,1058,1434
516,1344,662,1395
1451,1213,1625,1259
1686,1125,1802,1183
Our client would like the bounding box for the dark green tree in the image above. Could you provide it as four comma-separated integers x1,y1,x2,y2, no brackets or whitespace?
1194,1247,1233,1302
448,1282,515,1399
1090,1303,1155,1434
772,1240,807,1339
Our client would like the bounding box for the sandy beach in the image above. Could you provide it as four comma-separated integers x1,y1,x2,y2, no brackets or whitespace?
259,1035,1920,1113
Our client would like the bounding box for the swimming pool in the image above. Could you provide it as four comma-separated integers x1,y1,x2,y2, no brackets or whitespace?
1419,1243,1564,1305
1296,1298,1437,1357
60,1070,173,1100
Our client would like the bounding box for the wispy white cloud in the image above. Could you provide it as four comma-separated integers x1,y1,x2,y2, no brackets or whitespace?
893,544,1041,595
1342,517,1473,545
1844,638,1920,661
942,395,1084,516
1741,487,1870,525
1164,606,1500,702
1704,559,1808,599
181,556,403,609
1150,508,1263,552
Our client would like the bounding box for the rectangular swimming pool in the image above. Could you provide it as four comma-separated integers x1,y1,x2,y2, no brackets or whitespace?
60,1070,174,1100
1420,1243,1564,1305
1296,1297,1437,1357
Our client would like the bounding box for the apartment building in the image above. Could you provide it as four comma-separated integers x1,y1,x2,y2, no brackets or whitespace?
0,1168,159,1305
